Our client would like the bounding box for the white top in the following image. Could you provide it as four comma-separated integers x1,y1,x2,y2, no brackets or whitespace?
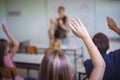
13,54,44,64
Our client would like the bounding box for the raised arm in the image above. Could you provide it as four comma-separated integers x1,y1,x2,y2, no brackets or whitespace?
106,16,120,35
69,18,105,80
2,24,19,59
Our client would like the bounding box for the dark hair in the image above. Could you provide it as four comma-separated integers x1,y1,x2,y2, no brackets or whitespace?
39,50,73,80
58,6,65,12
0,39,8,67
92,33,109,53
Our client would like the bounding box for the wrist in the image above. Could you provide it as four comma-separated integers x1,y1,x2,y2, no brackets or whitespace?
82,35,91,41
82,35,94,45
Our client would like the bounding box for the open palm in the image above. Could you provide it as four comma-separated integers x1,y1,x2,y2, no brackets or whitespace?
106,17,117,30
69,18,89,39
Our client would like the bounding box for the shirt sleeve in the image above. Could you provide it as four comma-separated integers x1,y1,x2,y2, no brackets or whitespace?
108,49,120,78
109,49,120,66
84,59,93,78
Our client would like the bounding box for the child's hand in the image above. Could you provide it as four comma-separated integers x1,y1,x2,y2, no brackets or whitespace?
2,24,8,33
69,18,89,39
106,16,117,30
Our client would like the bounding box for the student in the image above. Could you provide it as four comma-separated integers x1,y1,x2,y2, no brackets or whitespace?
107,16,120,35
39,18,105,80
0,24,23,80
84,17,120,80
84,33,116,80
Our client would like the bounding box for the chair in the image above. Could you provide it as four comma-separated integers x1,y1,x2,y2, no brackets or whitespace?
0,67,18,80
25,46,38,54
78,72,88,80
77,67,88,80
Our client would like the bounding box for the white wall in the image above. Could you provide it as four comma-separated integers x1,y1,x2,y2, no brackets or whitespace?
0,0,7,39
95,0,120,38
5,0,48,43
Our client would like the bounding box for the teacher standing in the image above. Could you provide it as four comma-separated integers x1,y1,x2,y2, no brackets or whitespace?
49,6,70,45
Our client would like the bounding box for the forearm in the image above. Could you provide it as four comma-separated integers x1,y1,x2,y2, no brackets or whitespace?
83,36,105,80
83,36,104,66
5,31,19,46
89,67,105,80
113,27,120,35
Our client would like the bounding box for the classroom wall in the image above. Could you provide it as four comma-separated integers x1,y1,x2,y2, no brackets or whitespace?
5,0,48,43
95,0,120,38
0,0,7,39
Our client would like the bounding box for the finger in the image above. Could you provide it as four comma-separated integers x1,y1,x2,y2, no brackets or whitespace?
71,21,78,30
106,16,110,20
2,24,7,29
69,23,76,31
77,18,84,27
77,17,81,26
2,24,5,27
71,19,80,28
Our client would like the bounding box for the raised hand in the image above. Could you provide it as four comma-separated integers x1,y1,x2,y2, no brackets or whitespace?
69,18,105,80
2,24,8,33
69,18,89,39
106,16,117,30
106,16,120,35
1,24,19,58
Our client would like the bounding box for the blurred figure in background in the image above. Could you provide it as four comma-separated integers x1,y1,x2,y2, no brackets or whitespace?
49,6,70,48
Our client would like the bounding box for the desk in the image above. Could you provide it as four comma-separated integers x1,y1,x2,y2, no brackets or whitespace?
13,54,44,77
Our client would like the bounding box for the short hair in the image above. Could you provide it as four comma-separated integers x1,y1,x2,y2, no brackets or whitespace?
58,6,65,12
92,33,109,53
39,49,73,80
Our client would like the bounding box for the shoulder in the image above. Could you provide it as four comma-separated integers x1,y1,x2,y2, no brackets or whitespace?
108,49,120,57
108,49,120,65
84,59,92,66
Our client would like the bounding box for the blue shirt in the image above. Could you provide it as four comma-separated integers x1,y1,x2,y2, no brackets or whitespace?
84,49,120,80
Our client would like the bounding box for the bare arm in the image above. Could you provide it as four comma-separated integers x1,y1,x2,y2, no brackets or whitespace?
2,24,19,59
107,16,120,35
69,18,105,80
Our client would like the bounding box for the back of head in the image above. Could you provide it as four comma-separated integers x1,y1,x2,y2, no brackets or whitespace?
92,33,109,53
0,39,8,67
39,49,73,80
